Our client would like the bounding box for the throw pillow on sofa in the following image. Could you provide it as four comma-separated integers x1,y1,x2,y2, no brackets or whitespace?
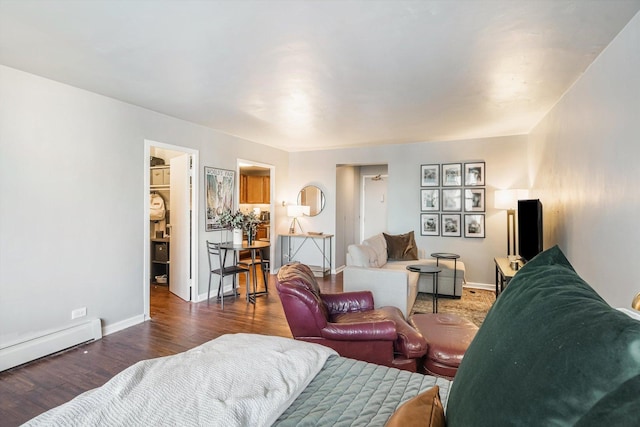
348,244,379,268
383,231,418,260
385,386,445,427
363,233,388,266
446,245,640,426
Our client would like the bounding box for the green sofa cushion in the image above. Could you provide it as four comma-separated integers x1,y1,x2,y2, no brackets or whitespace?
446,246,640,426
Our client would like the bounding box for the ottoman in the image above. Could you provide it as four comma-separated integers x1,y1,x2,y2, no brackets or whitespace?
409,313,479,379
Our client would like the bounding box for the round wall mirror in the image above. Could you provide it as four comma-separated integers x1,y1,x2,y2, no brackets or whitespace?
297,185,325,216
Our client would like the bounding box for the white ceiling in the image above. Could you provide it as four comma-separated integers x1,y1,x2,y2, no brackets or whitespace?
1,1,639,152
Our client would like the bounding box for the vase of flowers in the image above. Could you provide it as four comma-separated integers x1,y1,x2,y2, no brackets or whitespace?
219,209,245,244
218,209,262,245
242,211,261,245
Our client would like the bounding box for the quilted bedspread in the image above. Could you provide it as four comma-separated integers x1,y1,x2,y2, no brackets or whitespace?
24,334,336,427
274,355,452,426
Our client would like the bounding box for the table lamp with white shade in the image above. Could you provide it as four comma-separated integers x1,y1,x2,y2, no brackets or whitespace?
287,205,310,234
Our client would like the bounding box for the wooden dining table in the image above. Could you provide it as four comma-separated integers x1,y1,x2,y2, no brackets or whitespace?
218,240,270,303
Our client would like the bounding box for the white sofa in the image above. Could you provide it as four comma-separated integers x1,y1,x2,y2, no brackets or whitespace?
343,233,466,317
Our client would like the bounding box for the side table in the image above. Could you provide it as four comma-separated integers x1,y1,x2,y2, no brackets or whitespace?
280,233,333,277
431,252,460,297
407,265,442,313
494,257,523,297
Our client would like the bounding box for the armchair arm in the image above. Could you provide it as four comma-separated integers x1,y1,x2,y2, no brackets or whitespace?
343,266,412,318
321,320,398,341
322,291,375,314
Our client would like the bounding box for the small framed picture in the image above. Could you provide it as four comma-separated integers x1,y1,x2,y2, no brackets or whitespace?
465,188,485,212
464,162,485,186
441,189,462,211
421,164,439,187
442,163,462,186
441,214,461,237
421,213,440,236
464,214,485,238
421,189,439,211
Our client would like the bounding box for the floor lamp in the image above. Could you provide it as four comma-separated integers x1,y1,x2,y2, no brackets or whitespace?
495,189,529,256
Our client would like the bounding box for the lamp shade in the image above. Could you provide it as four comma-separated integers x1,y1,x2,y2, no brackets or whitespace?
287,205,310,217
494,189,529,210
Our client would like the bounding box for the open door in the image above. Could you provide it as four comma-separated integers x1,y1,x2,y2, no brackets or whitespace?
362,175,388,239
169,154,191,301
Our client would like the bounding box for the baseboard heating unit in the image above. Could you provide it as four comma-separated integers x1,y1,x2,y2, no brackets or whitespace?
0,318,102,372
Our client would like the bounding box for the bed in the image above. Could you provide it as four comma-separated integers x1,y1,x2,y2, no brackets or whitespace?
25,333,451,426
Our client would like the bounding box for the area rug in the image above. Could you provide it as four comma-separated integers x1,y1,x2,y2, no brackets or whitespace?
410,288,495,327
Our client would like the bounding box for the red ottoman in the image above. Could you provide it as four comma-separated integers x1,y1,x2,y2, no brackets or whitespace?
409,313,479,379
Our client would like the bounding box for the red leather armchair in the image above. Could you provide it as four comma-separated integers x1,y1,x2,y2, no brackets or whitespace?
276,262,427,372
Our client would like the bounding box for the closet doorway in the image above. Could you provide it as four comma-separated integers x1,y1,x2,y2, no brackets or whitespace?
144,140,199,319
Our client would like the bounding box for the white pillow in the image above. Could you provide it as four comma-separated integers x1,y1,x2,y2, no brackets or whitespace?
348,244,378,267
363,234,388,266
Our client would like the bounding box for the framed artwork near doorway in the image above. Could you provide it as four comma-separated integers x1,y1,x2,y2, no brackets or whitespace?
205,167,235,231
464,162,485,186
465,188,485,212
464,214,485,238
420,164,439,187
441,189,462,211
421,189,439,211
442,163,462,186
421,213,439,236
442,214,461,237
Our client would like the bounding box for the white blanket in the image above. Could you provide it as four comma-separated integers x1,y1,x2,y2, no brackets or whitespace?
25,333,337,427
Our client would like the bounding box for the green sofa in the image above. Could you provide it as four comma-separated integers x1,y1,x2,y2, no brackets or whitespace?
446,245,640,426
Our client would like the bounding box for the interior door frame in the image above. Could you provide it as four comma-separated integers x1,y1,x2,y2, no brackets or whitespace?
237,158,275,272
143,140,199,319
360,174,388,242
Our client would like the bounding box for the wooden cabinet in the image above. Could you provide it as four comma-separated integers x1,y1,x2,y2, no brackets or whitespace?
263,176,270,202
240,175,270,204
256,225,268,240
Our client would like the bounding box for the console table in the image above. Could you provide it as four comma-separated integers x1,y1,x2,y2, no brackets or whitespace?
494,257,524,297
280,233,333,277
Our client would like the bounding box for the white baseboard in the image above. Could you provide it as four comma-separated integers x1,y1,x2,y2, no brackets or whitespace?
101,314,146,336
0,319,102,372
463,282,495,292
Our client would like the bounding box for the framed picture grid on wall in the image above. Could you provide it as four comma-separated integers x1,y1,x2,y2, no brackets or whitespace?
419,161,486,238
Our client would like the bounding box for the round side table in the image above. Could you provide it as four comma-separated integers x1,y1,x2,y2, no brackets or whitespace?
431,252,460,297
407,265,442,313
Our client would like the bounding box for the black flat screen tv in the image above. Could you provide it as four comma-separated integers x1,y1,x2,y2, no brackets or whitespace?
518,199,543,262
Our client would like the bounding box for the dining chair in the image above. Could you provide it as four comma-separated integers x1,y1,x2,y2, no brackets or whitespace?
206,241,249,308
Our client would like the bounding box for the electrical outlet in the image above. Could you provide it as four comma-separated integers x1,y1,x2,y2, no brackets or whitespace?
71,307,87,319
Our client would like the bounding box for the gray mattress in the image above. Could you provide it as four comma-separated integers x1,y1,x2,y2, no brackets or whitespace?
274,355,452,426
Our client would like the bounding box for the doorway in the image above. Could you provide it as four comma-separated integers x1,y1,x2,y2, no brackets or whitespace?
361,174,388,239
335,164,388,269
237,159,275,269
144,140,199,319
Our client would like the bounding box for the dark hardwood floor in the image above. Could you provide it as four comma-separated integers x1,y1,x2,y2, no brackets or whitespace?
0,271,343,426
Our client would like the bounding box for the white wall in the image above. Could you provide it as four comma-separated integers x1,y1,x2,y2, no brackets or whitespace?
528,12,640,307
0,65,289,353
289,136,529,285
335,166,358,269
